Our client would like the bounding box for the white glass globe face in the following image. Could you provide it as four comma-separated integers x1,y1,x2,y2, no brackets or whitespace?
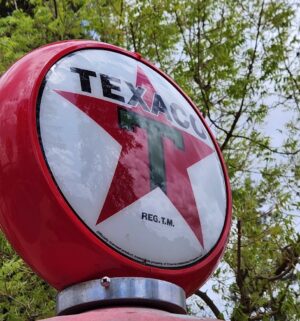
38,49,227,268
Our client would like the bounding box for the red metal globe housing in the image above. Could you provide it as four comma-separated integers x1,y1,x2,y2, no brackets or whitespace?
0,41,231,296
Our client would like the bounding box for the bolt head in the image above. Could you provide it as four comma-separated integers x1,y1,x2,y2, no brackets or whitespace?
100,276,111,288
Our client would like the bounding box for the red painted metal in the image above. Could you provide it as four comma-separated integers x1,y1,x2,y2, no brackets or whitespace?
40,307,221,321
0,41,232,296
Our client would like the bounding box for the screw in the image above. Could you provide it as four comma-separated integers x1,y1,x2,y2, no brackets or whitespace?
100,276,111,288
133,52,142,59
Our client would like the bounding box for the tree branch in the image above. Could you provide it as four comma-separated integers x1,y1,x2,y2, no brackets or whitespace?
256,265,294,282
235,219,252,315
174,11,192,58
129,22,138,52
53,0,58,19
230,133,300,155
13,0,18,10
256,239,300,282
236,219,242,290
194,290,225,320
221,1,265,151
284,59,300,112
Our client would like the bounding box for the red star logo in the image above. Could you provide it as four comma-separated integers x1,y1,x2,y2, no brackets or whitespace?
136,66,156,110
56,67,214,247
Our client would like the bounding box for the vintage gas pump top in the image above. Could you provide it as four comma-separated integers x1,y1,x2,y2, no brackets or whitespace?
0,41,231,298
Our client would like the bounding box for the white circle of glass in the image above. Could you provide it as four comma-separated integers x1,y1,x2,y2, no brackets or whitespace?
38,49,227,268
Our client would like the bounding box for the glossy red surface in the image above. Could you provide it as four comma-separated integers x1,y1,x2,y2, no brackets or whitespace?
0,41,232,296
40,307,222,321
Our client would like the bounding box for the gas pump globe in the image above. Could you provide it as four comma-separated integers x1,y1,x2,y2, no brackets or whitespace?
0,41,231,320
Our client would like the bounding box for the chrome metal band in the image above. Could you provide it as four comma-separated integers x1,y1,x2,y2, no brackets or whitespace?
56,277,187,316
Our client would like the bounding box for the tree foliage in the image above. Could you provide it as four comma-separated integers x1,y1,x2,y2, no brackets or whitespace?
0,0,299,320
0,235,56,321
